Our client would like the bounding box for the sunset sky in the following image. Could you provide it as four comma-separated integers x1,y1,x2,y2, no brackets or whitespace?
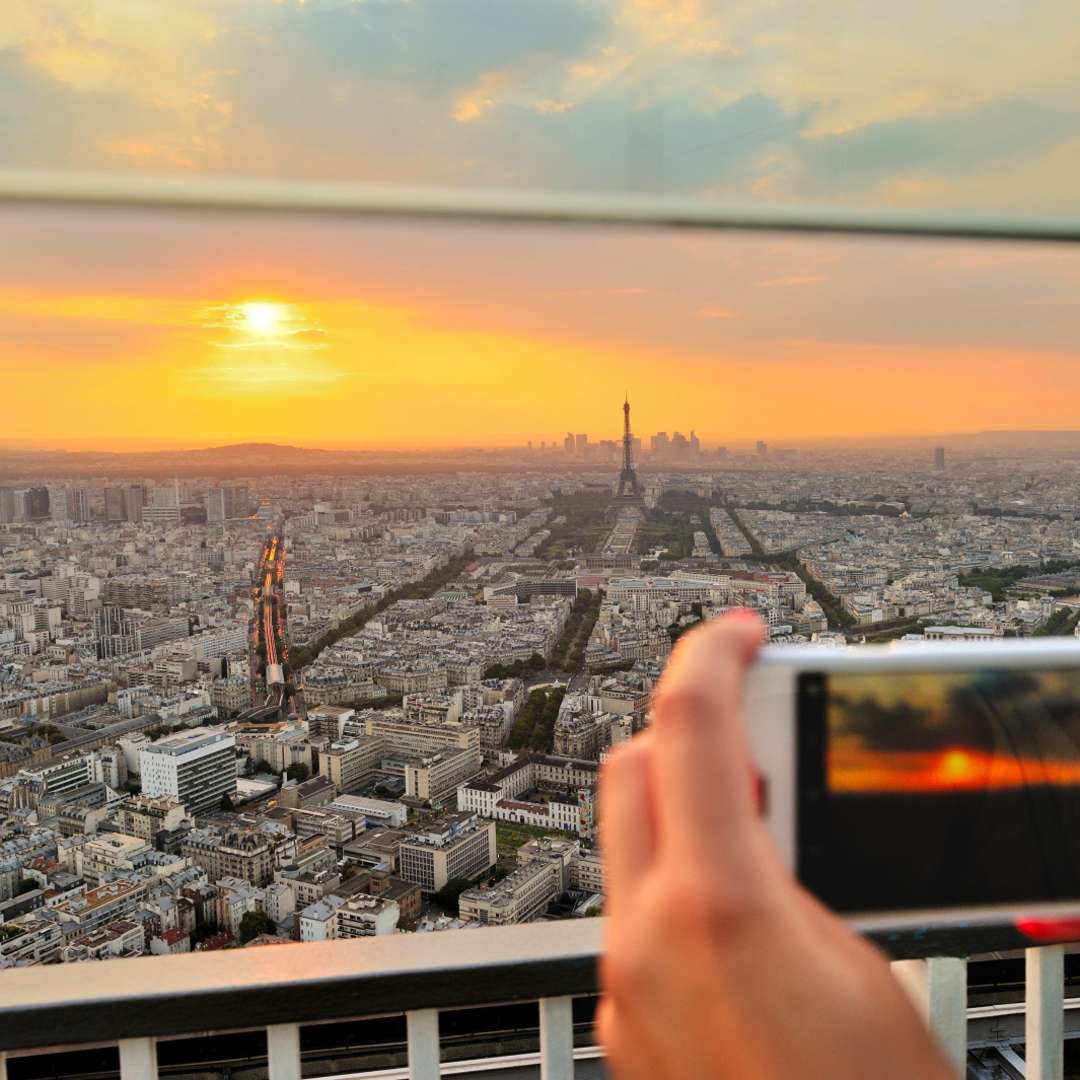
4,1,1080,449
828,670,1080,794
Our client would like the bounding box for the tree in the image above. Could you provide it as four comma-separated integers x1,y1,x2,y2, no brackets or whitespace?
220,793,235,813
238,910,275,944
14,879,37,896
431,877,473,917
284,762,310,784
194,919,221,944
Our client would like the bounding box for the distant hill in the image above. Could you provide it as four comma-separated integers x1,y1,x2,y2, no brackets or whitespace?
0,441,520,479
180,442,334,458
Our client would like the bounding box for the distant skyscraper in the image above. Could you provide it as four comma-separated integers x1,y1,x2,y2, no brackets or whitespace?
564,432,574,454
689,430,701,456
650,432,669,456
125,484,146,523
0,489,13,524
207,486,248,522
143,483,182,526
53,487,89,524
26,487,49,520
104,487,126,522
575,433,589,455
934,446,946,471
756,440,768,457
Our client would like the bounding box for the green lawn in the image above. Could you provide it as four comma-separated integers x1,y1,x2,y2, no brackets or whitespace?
495,821,575,857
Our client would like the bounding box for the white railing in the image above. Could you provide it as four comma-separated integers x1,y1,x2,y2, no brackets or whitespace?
0,920,599,1080
893,947,1067,1079
0,919,1073,1079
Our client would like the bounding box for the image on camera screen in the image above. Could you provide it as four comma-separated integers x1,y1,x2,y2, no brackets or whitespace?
799,668,1080,914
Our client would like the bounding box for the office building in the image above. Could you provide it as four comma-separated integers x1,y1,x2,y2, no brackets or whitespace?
139,727,237,815
206,485,251,522
104,486,126,522
52,487,89,524
125,484,146,522
397,813,496,893
142,483,182,526
458,855,563,926
403,745,483,807
319,737,385,794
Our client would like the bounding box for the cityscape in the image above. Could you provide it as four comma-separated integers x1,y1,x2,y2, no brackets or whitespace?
2,393,1080,969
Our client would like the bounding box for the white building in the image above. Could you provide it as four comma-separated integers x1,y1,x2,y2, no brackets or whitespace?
140,727,237,815
334,894,399,938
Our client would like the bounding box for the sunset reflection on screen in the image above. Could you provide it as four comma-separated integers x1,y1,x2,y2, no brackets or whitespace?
826,669,1080,794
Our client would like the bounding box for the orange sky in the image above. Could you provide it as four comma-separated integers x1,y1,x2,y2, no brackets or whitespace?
830,745,1080,794
4,212,1080,450
828,670,1080,795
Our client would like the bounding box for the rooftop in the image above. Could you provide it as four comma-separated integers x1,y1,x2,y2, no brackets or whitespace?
142,726,235,756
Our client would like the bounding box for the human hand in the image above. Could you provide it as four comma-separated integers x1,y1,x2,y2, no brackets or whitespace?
597,612,955,1080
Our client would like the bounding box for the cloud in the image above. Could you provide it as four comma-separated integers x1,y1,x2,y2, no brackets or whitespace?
754,275,823,288
5,0,1080,217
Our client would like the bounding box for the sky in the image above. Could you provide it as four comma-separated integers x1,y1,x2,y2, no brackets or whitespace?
3,0,1080,449
828,671,1080,794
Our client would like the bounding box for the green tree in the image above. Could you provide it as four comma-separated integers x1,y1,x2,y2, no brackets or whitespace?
431,877,473,916
284,762,310,783
238,910,275,944
220,793,235,813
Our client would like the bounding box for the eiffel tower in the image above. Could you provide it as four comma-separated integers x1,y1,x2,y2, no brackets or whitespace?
614,395,644,505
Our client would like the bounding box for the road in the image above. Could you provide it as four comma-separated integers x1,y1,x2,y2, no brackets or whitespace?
248,528,293,718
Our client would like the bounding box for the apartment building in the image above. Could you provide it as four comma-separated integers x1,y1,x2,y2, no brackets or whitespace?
334,894,400,938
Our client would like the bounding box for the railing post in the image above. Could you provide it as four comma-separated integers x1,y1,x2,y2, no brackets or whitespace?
267,1023,302,1080
891,956,967,1073
539,995,575,1080
1026,945,1064,1080
118,1037,158,1080
0,1052,7,1080
406,1009,440,1080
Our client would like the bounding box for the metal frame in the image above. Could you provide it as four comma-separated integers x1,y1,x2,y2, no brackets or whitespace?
1,169,1079,245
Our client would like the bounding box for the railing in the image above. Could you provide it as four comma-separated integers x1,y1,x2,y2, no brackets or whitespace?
0,918,1074,1080
0,920,600,1080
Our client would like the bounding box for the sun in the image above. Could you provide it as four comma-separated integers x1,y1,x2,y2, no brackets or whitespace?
935,748,983,786
239,301,284,336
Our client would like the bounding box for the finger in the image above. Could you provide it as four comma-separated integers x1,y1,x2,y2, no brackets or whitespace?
595,997,667,1080
599,735,657,915
650,611,765,862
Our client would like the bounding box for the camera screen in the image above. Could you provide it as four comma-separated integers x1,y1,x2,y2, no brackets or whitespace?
797,668,1080,914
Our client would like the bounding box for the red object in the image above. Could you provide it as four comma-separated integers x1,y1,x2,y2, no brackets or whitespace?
1015,916,1080,943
